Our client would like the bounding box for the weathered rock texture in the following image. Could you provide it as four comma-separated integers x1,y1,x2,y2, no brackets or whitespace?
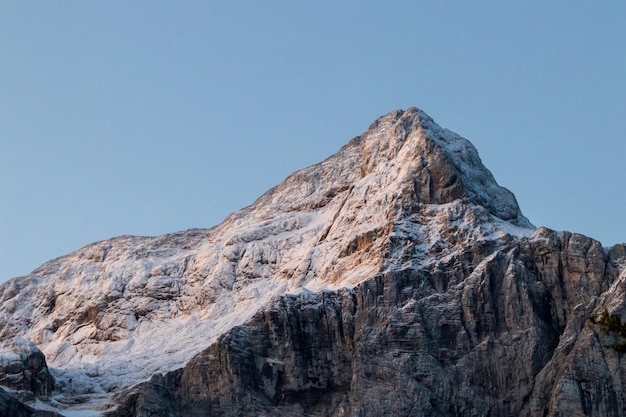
0,339,54,396
0,387,62,417
1,108,625,416
107,233,626,417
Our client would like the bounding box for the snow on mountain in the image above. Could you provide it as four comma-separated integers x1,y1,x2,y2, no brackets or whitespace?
0,107,537,415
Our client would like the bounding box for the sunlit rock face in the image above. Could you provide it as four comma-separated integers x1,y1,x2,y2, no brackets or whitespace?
1,108,625,417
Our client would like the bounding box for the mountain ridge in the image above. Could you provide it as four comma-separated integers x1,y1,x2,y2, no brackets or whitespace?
1,108,624,416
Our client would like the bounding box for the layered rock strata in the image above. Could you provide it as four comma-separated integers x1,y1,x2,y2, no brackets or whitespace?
107,232,626,417
0,108,624,416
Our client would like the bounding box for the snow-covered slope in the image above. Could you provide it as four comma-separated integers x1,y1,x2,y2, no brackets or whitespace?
0,107,537,415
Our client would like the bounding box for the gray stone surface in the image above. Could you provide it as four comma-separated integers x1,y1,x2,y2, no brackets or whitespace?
0,339,54,397
108,231,626,416
0,387,62,417
1,108,624,416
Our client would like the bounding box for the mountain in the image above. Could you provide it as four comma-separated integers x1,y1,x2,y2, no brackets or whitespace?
1,108,625,417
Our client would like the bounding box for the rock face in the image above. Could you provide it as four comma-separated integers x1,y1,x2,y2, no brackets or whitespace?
0,387,63,417
0,107,625,416
0,338,54,396
107,234,626,417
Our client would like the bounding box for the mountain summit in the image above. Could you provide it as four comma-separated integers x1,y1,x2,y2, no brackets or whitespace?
1,108,624,417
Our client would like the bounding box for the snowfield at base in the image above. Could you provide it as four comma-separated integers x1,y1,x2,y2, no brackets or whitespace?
61,411,103,417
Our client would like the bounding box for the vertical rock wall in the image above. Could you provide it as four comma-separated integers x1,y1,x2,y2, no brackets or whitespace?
107,232,626,417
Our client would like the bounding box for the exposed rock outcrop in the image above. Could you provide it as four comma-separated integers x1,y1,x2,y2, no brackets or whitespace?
0,387,62,417
107,231,626,417
0,108,624,416
0,338,54,397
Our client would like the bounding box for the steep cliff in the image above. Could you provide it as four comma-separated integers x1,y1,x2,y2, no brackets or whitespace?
1,108,624,416
105,232,626,417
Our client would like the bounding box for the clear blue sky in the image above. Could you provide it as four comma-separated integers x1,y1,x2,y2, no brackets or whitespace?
1,1,625,282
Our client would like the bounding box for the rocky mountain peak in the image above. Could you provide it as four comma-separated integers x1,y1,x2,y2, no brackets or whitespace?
249,107,530,230
359,107,531,226
0,110,536,393
8,108,625,417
